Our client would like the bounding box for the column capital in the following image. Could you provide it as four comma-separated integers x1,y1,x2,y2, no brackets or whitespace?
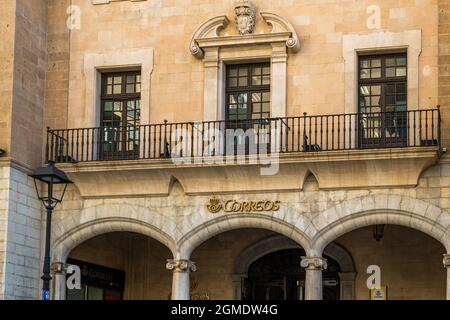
51,262,67,275
301,256,328,270
443,254,450,268
167,259,197,273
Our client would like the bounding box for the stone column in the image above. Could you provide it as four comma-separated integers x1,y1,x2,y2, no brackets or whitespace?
167,259,197,300
444,254,450,300
301,256,327,300
52,262,66,300
338,272,357,300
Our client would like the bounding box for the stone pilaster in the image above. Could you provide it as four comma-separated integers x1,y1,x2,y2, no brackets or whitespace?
338,272,357,300
167,259,196,300
444,254,450,300
301,256,327,300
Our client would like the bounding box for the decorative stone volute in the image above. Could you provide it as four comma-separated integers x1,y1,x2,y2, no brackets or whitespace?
234,0,256,35
301,257,328,271
166,259,197,273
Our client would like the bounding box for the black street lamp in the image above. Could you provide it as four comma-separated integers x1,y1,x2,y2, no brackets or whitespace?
29,161,72,300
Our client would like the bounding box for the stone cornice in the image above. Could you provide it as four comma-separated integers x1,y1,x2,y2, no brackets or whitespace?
196,32,294,50
54,147,439,198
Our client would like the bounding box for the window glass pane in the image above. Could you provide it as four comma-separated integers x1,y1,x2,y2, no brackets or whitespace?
371,59,381,67
67,286,86,300
253,103,261,112
106,86,113,95
229,105,237,114
237,93,247,103
229,69,238,77
229,78,237,87
126,84,135,93
397,57,407,66
263,67,270,75
386,95,395,105
397,84,406,94
136,83,141,93
252,93,262,102
371,68,381,78
104,102,113,111
386,84,396,94
114,76,122,84
107,77,113,85
126,75,135,83
262,75,270,85
127,101,135,110
136,75,141,83
238,77,248,86
252,113,261,119
386,58,396,67
87,287,103,300
360,60,370,68
253,67,261,76
396,67,407,77
229,95,237,104
113,84,122,94
239,67,248,76
252,77,261,86
371,85,381,95
262,103,270,112
262,92,270,101
360,69,370,79
360,86,370,96
397,95,407,104
386,68,396,78
371,96,380,106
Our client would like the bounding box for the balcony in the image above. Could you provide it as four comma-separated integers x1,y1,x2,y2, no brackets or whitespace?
47,109,441,163
48,109,441,198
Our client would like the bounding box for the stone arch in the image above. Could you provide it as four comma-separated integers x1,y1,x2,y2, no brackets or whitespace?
311,194,450,255
178,214,312,259
52,205,177,262
231,235,356,300
234,235,355,275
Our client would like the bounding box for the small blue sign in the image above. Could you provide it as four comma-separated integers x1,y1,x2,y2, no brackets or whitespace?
42,290,50,300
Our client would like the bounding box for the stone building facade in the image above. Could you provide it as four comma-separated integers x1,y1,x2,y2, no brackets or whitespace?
1,0,450,300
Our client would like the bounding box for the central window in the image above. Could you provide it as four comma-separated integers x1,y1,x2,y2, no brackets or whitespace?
225,63,271,154
226,63,271,125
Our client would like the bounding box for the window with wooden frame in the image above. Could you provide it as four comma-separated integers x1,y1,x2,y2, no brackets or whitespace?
225,63,271,154
358,53,407,148
101,71,141,159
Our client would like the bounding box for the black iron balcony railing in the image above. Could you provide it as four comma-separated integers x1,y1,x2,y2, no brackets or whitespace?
46,109,441,163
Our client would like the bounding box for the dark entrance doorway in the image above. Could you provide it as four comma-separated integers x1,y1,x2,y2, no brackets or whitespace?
244,249,340,300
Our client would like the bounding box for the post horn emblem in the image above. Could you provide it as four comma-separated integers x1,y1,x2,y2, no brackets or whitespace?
206,197,222,214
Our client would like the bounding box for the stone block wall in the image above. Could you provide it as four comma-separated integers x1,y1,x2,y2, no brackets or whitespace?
0,164,42,300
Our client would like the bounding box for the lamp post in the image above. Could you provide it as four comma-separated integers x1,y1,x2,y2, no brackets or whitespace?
30,161,73,300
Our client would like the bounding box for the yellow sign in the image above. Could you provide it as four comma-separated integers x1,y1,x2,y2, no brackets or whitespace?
370,286,388,300
206,197,281,214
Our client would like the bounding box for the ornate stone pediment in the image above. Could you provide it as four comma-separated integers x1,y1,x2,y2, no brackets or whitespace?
189,2,300,59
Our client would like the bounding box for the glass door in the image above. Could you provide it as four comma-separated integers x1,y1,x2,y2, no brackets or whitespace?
358,54,407,148
225,63,271,155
